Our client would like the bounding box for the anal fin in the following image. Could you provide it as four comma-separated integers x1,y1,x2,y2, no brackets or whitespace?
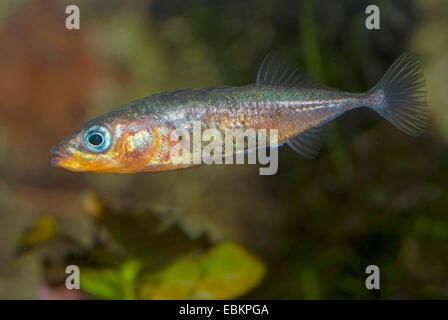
287,125,325,159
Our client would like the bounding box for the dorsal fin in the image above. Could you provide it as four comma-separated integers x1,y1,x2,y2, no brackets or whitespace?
256,52,322,88
287,125,325,159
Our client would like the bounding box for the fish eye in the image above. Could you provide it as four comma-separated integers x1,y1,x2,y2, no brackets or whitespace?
83,125,111,152
88,133,103,146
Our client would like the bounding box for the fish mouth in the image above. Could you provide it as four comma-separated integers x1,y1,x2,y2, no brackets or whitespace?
50,144,71,167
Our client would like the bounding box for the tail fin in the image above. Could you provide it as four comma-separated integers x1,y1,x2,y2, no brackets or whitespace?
370,52,427,136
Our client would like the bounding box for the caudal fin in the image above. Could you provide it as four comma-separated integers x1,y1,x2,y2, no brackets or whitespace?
370,52,427,136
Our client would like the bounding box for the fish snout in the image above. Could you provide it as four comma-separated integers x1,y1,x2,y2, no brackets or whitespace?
50,144,71,167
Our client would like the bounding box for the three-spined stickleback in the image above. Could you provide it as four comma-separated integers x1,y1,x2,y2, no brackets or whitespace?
51,52,426,173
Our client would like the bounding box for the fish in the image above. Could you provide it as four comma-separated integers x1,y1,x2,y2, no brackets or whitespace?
51,51,427,173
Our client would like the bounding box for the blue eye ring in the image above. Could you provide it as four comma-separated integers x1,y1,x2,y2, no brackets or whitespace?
83,125,111,152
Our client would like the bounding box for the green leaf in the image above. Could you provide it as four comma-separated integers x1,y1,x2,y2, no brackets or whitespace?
18,215,58,247
81,259,142,300
139,242,265,300
80,268,123,300
139,257,200,300
194,242,266,299
93,203,209,271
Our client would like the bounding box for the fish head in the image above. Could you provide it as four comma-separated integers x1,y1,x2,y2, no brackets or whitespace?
50,112,161,173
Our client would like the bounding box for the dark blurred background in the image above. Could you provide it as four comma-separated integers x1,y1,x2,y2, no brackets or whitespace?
0,0,447,299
